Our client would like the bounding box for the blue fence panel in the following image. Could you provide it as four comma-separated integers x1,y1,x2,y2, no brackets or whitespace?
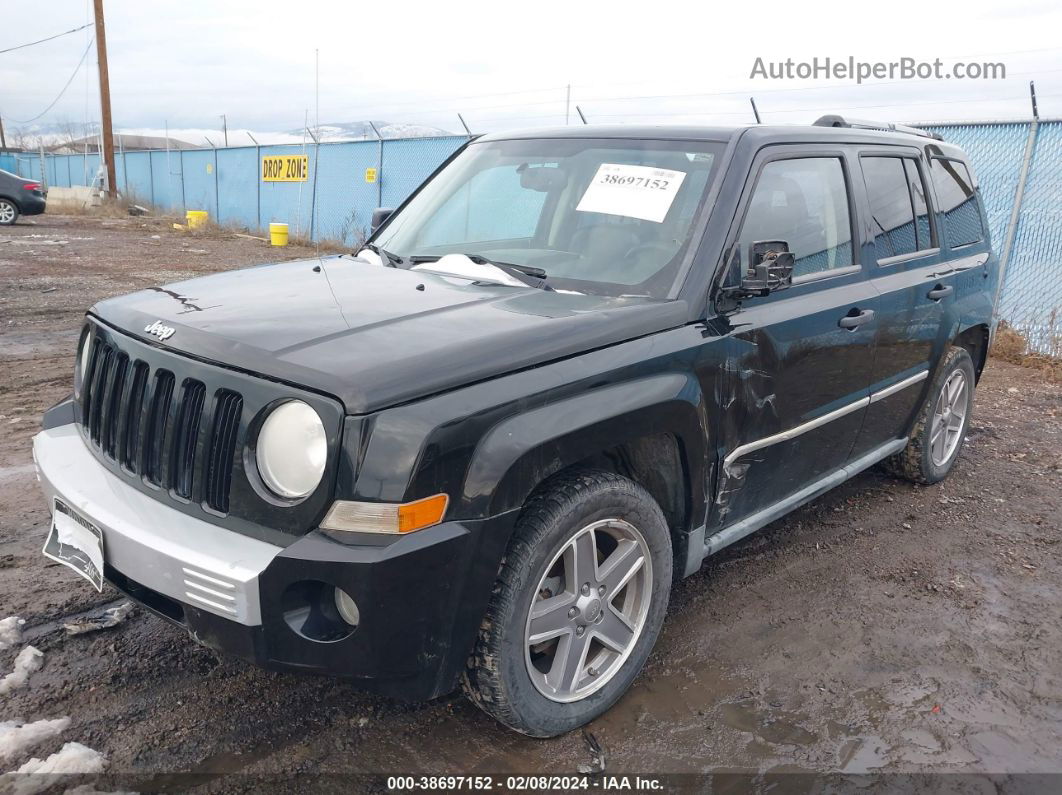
114,153,125,194
0,153,15,173
380,135,467,210
181,149,218,218
1004,121,1062,353
52,155,70,187
149,150,183,210
20,156,42,182
122,152,153,203
313,140,381,244
217,147,260,229
85,154,100,187
258,143,317,239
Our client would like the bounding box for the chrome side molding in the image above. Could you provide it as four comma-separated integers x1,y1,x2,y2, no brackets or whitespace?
724,368,929,472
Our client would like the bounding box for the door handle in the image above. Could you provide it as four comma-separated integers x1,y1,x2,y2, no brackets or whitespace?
927,284,953,301
839,309,875,329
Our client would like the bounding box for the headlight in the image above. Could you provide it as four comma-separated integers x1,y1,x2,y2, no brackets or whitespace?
75,329,92,396
255,401,327,499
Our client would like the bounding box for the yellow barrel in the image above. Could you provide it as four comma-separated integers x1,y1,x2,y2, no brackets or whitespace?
269,222,289,247
186,210,208,229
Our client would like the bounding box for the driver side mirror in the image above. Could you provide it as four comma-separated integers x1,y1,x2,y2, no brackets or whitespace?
370,207,395,234
740,240,794,296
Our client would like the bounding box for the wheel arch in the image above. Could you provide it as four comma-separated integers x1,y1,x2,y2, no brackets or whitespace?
462,373,709,549
954,323,990,382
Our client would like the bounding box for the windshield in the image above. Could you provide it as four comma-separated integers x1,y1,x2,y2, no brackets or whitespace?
372,137,725,298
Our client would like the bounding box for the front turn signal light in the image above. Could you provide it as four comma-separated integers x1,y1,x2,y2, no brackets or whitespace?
320,494,449,535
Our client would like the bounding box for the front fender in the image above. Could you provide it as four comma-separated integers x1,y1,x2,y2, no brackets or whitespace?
463,372,709,524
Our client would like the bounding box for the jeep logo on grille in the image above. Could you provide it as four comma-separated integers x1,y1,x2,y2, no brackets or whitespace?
144,320,176,341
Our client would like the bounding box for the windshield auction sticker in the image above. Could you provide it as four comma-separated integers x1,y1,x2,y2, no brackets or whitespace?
576,163,687,223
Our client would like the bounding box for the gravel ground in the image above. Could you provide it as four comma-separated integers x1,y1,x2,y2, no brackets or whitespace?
1,214,1060,789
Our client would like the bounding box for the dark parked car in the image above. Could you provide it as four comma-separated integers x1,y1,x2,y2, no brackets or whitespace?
0,168,46,224
34,116,996,736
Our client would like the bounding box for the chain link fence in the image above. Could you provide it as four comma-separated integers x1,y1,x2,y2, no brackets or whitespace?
11,122,1062,354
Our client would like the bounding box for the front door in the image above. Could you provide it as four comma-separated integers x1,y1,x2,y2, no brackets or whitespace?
713,147,880,527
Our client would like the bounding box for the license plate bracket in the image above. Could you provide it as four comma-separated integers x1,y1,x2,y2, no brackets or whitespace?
43,498,105,592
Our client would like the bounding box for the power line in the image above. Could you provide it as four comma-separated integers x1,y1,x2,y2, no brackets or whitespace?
7,38,94,124
0,22,94,55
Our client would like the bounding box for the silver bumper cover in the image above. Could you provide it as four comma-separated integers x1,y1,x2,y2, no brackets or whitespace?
32,424,282,625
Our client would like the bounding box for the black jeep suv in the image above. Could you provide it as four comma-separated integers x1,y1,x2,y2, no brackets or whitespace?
34,117,996,736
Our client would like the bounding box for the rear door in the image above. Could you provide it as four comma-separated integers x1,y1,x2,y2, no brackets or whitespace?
714,145,881,526
850,147,950,456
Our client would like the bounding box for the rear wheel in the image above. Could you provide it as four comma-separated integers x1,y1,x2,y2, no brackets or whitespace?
463,470,671,736
0,199,18,226
885,346,975,484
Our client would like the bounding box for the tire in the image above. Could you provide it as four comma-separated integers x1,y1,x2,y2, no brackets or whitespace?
0,199,18,226
463,469,672,737
884,346,976,484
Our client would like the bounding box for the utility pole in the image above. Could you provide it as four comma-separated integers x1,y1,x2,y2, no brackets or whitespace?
221,114,228,146
0,115,7,149
93,0,117,198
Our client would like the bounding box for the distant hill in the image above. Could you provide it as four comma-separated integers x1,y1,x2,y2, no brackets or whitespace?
287,121,453,140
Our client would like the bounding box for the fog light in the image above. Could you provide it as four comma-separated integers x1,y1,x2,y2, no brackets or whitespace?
334,588,360,627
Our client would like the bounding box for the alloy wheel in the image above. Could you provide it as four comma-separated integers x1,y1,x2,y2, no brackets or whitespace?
524,518,652,703
930,369,968,467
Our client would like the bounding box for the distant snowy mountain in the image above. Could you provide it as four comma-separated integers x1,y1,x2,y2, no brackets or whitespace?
286,121,453,141
4,120,454,152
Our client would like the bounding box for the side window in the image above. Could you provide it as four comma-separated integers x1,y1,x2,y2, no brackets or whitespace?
417,164,550,248
739,157,853,279
861,156,917,260
930,159,983,248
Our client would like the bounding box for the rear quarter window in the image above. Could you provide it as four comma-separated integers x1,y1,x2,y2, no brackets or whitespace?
930,158,983,248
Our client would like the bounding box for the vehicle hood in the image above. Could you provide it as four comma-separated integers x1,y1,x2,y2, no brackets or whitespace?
90,256,688,414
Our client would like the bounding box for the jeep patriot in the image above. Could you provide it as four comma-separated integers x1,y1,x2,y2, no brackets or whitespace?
33,116,996,736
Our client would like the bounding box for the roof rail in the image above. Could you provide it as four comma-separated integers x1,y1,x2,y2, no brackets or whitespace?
813,114,943,141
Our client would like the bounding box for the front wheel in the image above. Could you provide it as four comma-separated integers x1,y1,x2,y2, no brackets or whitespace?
885,345,976,484
463,470,672,737
0,199,18,226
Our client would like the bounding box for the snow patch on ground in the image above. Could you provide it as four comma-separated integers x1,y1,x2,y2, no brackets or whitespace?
0,617,24,651
5,742,106,794
0,718,70,761
0,647,43,695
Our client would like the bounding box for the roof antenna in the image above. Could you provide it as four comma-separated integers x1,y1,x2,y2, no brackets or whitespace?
750,97,762,124
1030,80,1039,119
576,105,588,125
457,113,472,136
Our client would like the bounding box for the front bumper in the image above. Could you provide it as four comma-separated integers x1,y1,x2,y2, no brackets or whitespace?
33,420,517,700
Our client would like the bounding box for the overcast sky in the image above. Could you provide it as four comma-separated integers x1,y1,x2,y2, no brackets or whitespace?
2,0,1061,142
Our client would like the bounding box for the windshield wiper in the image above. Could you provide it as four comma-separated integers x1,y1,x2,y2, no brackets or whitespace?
409,254,549,287
361,242,403,268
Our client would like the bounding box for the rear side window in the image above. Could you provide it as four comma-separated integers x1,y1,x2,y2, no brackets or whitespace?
738,157,853,279
862,157,918,259
930,159,983,248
